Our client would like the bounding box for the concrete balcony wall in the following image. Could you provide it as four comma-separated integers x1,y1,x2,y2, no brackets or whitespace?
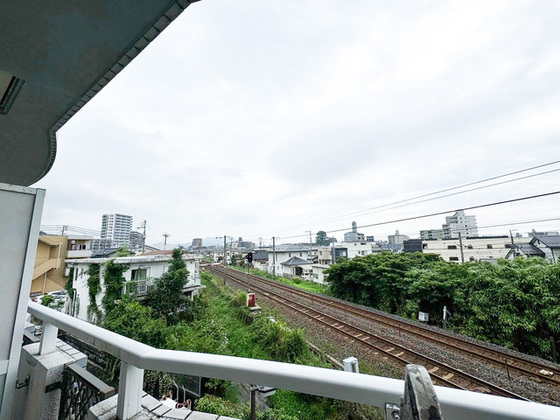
12,341,86,420
67,249,93,259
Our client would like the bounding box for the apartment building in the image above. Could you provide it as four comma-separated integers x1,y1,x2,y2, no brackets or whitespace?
100,213,133,248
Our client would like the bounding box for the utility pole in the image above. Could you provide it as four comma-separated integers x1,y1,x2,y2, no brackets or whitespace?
223,235,227,266
458,231,465,263
272,236,276,280
509,229,516,258
162,233,170,250
138,220,146,253
306,230,312,261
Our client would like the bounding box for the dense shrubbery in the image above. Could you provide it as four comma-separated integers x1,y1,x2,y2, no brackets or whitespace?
146,247,190,324
326,252,560,360
100,260,382,419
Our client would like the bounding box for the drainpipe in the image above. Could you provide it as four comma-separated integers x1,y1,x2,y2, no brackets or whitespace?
56,242,62,269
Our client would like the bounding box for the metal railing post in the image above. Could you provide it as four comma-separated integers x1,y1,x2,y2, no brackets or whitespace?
117,361,144,419
39,322,58,355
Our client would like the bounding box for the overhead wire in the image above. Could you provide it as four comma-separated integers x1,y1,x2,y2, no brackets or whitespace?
274,190,560,241
253,159,560,236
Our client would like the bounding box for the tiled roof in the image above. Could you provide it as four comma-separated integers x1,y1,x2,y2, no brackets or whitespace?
281,256,313,266
274,244,315,252
516,244,545,257
532,235,560,248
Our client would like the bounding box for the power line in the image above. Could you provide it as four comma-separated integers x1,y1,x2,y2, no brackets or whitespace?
254,159,560,236
276,190,560,240
364,168,560,215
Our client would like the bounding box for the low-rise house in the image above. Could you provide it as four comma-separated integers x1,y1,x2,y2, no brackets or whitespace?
251,250,269,272
343,241,383,259
267,244,316,277
528,235,560,263
280,256,313,279
66,254,203,322
505,243,546,260
311,264,330,284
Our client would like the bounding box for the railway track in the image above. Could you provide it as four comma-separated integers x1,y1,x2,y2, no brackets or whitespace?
208,265,560,388
207,265,537,400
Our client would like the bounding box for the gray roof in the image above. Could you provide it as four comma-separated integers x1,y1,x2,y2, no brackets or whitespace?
274,244,316,252
281,256,313,266
515,244,546,257
531,235,560,248
252,251,268,261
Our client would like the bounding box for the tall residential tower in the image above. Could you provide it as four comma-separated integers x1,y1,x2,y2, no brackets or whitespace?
100,213,133,248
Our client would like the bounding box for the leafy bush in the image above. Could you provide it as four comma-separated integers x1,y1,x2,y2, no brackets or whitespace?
41,294,55,307
327,252,560,360
195,395,248,418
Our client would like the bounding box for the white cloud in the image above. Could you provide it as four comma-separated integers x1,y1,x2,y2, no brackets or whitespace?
36,0,560,245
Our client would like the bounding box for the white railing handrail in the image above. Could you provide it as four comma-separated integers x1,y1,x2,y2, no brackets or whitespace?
27,302,560,420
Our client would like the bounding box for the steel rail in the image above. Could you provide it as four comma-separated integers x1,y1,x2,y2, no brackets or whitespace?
210,266,529,401
212,265,560,387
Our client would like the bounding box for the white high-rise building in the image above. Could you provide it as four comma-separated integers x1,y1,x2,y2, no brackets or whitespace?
100,213,133,248
442,210,478,238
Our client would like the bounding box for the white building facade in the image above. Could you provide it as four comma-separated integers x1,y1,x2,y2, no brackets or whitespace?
100,213,133,248
67,254,202,322
422,236,517,263
442,210,478,238
267,245,315,278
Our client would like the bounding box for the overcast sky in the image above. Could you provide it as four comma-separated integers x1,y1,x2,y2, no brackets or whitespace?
35,0,560,247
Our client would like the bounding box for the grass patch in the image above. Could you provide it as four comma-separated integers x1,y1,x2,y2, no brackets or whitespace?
231,266,330,294
198,271,383,419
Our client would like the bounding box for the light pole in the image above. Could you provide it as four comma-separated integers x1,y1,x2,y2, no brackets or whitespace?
216,236,229,266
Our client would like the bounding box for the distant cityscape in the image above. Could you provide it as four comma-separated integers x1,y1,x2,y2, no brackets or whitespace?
34,209,560,296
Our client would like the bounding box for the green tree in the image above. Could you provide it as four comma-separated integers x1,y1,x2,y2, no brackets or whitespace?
146,247,190,324
115,246,133,257
315,230,329,246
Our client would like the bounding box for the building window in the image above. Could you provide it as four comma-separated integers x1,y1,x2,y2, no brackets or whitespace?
422,244,428,249
487,245,493,249
447,245,457,249
449,257,459,261
467,245,473,249
131,268,147,281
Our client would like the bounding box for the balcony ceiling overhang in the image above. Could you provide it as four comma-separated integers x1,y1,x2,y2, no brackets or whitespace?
0,0,199,186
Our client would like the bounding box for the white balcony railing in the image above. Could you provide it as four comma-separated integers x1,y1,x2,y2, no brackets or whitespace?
27,302,560,420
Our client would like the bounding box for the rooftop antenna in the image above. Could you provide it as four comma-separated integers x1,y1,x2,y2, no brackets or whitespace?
162,233,170,250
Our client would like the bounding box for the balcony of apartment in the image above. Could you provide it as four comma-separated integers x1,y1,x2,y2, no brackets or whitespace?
67,249,94,259
11,301,560,420
127,275,203,300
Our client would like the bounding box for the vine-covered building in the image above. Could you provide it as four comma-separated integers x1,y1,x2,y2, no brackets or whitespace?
66,254,203,322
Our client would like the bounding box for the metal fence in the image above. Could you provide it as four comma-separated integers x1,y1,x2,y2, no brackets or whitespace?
58,362,114,420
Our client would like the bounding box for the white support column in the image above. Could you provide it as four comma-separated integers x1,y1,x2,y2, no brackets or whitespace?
0,185,45,420
38,323,58,355
117,362,144,420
